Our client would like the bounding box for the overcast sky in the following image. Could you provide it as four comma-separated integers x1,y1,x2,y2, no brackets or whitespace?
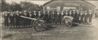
5,0,98,9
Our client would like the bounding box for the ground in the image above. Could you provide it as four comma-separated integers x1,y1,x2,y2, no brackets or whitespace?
0,16,98,40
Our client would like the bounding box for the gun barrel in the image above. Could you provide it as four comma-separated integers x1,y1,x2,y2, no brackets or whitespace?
20,16,45,23
20,16,37,21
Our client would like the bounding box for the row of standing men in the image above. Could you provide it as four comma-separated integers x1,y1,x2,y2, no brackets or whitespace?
3,10,93,26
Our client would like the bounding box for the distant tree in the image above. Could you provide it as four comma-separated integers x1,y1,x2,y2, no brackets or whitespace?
1,1,43,11
20,2,43,11
9,3,22,11
2,2,22,11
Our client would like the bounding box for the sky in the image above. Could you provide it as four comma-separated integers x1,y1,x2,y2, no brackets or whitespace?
5,0,98,9
5,0,49,5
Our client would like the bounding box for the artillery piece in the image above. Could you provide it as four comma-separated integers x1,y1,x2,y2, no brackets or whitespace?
2,11,77,32
20,16,51,32
20,15,74,31
2,13,55,32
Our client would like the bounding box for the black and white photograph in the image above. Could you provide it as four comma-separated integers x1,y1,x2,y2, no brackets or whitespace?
0,0,98,40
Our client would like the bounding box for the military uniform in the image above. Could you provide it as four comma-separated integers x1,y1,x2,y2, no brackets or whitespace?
4,12,9,26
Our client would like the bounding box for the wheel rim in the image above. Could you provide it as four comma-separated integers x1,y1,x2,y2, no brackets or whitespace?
33,20,46,32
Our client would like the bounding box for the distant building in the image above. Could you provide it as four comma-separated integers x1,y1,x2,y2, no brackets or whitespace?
43,0,95,11
43,0,96,24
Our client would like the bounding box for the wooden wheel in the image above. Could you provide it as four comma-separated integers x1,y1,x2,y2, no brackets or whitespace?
33,20,47,32
63,16,73,27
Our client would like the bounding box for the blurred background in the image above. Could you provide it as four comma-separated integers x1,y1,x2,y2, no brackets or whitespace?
0,0,98,17
0,0,98,40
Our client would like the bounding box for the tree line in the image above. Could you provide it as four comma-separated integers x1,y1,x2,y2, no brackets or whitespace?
1,1,43,12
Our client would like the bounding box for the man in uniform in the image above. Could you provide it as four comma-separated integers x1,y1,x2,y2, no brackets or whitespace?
15,11,21,26
3,12,9,26
57,11,60,24
9,12,14,26
81,12,85,24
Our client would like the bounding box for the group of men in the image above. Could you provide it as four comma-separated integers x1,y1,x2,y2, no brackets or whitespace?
2,10,93,27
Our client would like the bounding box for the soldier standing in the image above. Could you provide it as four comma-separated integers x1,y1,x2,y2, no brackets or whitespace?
38,11,41,18
69,9,72,16
61,11,64,24
63,10,66,16
86,13,90,24
7,12,11,26
15,11,21,26
75,10,80,23
55,11,58,24
23,11,30,27
86,12,89,24
89,13,93,24
82,13,85,24
77,11,81,23
9,12,14,26
3,12,9,26
66,10,68,16
43,11,48,23
84,11,87,24
31,11,36,18
72,10,76,23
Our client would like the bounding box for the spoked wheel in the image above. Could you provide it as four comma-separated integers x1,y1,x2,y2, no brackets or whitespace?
33,20,47,32
63,16,73,27
65,21,72,27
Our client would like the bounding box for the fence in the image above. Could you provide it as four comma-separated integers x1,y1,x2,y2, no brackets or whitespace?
2,9,94,29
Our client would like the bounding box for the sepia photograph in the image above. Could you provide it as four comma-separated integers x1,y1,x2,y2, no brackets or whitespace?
0,0,98,40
